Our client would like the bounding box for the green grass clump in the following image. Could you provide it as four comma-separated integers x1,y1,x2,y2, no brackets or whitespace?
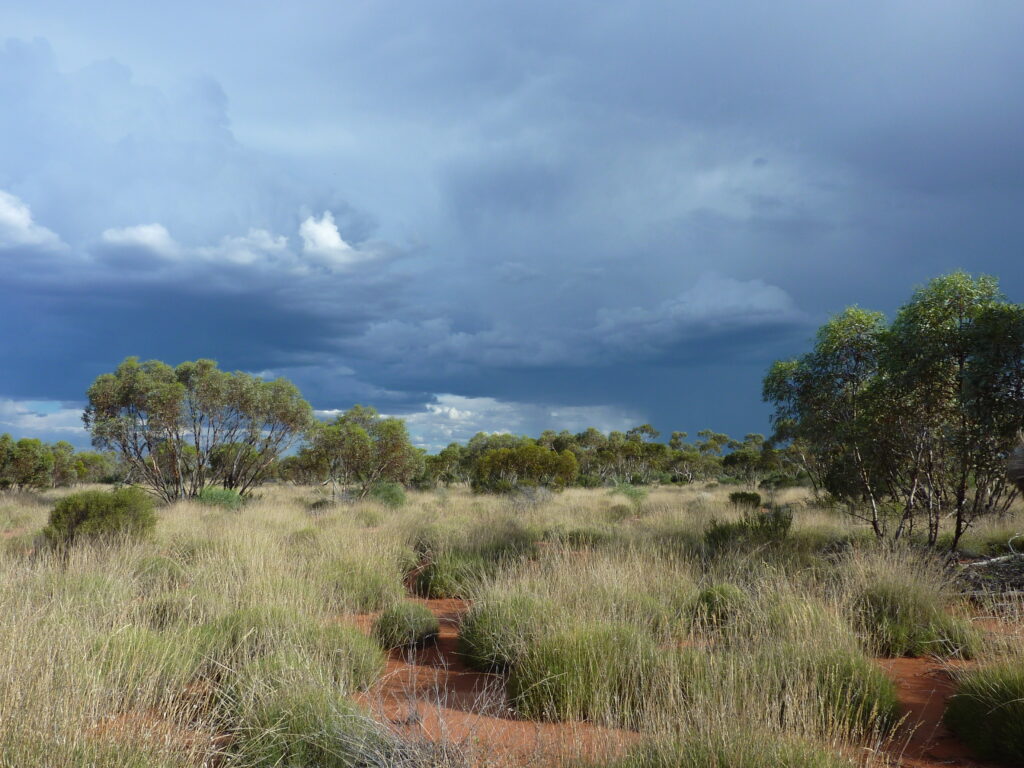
229,685,389,768
507,622,660,727
944,659,1024,764
588,732,854,768
196,486,244,509
805,649,900,736
91,626,207,709
728,491,762,508
372,602,440,649
133,554,187,593
851,580,979,658
321,558,403,613
703,507,792,554
413,551,489,599
42,486,156,546
459,595,552,671
369,481,406,508
689,583,749,629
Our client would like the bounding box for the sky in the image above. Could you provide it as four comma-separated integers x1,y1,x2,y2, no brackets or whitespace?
2,1,1023,450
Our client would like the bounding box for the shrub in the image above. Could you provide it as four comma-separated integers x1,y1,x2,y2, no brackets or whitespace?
851,580,979,658
459,595,552,672
507,622,660,727
321,559,403,613
610,483,648,507
728,491,762,508
369,481,407,508
944,660,1024,764
196,486,244,509
372,602,440,649
42,486,156,546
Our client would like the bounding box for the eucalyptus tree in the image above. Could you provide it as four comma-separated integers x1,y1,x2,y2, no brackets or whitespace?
765,272,1024,548
303,405,422,499
84,357,313,501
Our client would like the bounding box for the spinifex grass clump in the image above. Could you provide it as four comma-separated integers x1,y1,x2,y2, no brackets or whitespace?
587,731,856,768
369,481,406,508
944,659,1024,764
320,558,404,613
372,602,440,649
850,579,979,658
728,491,762,508
688,582,749,630
42,486,156,546
703,506,792,555
459,594,553,672
132,554,187,594
506,622,661,727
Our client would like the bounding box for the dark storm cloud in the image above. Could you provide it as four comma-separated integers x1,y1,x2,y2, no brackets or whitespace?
1,1,1024,444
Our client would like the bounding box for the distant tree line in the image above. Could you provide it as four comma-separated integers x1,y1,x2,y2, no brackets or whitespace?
0,434,120,491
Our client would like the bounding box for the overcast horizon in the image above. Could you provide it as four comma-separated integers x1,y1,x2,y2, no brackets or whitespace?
2,2,1024,451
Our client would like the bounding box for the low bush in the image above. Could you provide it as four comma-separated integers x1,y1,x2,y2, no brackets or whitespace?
372,602,440,649
851,580,979,658
944,659,1024,764
369,481,407,508
459,595,552,672
42,486,156,546
506,622,660,727
196,486,244,509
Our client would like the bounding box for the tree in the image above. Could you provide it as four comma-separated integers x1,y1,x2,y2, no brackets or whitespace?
765,273,1024,548
84,357,312,501
8,438,54,491
303,405,422,499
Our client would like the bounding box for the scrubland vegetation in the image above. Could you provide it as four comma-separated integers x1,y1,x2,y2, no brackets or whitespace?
0,483,1021,767
1,271,1022,766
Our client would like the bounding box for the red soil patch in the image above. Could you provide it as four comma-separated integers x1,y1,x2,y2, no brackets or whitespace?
878,657,1000,768
349,598,639,767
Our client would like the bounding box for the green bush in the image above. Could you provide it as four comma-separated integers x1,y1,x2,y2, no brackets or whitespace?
42,486,156,546
372,602,440,649
321,559,403,613
459,595,552,672
944,660,1024,764
369,481,406,508
507,622,660,727
728,491,762,508
851,580,979,658
196,486,244,509
610,483,648,507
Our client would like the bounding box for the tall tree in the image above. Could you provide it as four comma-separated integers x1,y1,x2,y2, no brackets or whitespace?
84,357,312,501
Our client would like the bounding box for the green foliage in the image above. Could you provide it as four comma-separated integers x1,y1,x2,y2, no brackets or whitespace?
197,486,245,509
413,551,488,599
472,442,579,493
944,660,1024,764
610,483,648,506
369,480,406,508
507,623,660,727
851,580,979,658
459,594,553,672
42,486,156,546
372,602,440,648
728,490,762,508
84,357,312,501
806,649,900,735
0,436,54,491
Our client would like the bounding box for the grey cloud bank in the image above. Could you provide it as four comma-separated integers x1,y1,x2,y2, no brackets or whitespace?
1,2,1023,447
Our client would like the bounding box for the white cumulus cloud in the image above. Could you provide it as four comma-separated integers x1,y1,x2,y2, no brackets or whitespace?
0,190,65,251
299,211,368,269
101,223,180,259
